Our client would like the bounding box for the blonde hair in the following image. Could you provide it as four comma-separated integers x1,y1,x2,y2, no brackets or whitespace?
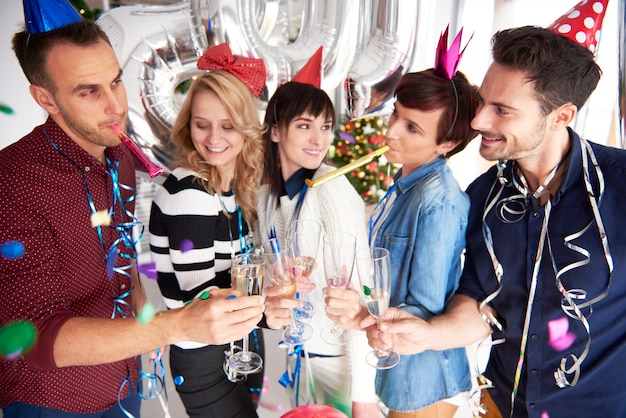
171,71,266,225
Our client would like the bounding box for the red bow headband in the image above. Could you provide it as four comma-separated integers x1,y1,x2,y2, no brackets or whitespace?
197,43,267,97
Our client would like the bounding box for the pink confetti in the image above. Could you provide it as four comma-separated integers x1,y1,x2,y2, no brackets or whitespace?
180,239,194,253
548,317,576,351
550,333,576,351
542,412,550,418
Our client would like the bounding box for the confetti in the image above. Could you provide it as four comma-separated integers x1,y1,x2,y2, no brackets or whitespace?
0,319,37,360
1,240,25,260
548,317,576,351
136,301,156,325
174,375,184,385
0,104,14,115
363,285,371,296
180,239,194,253
90,210,111,227
106,251,118,278
137,261,157,280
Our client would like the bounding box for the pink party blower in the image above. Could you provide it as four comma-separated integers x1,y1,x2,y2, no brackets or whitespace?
111,124,164,178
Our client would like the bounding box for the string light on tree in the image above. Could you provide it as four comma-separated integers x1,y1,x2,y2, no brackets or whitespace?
330,115,397,203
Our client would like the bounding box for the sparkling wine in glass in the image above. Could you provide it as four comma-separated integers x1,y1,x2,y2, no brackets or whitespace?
356,247,400,369
228,253,264,374
321,231,357,345
264,239,313,345
287,219,321,318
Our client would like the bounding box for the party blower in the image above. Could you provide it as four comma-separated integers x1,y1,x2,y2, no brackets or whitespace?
305,145,389,188
111,124,164,178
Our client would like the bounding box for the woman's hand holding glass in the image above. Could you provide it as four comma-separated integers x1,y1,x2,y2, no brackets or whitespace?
356,247,400,369
264,239,313,345
287,219,321,320
321,231,357,345
228,253,265,374
323,284,367,331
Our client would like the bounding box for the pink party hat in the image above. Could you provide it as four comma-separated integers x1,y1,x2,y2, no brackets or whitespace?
23,0,82,34
547,0,609,53
433,25,473,81
292,46,323,88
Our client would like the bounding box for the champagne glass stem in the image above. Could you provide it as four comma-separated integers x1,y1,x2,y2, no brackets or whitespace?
242,335,249,355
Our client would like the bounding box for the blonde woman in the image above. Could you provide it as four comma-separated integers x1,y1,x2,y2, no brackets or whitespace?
149,45,267,418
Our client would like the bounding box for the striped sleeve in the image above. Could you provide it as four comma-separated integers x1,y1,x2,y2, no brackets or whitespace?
149,168,241,307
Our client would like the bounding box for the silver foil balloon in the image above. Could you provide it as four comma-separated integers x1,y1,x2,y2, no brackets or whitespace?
617,1,626,149
98,2,208,174
236,0,360,95
97,0,361,174
345,0,420,119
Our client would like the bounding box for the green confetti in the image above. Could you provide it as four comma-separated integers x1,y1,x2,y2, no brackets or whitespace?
363,285,371,296
136,301,156,325
0,319,37,359
199,290,211,299
0,104,14,115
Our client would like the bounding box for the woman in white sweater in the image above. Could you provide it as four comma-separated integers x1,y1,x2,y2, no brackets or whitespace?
257,80,379,417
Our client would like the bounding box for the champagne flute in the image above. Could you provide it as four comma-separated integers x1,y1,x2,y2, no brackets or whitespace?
287,219,321,319
321,231,356,345
356,247,400,369
264,239,313,345
228,253,264,374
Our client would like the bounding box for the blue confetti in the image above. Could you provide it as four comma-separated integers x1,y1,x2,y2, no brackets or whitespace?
174,375,184,386
1,241,25,260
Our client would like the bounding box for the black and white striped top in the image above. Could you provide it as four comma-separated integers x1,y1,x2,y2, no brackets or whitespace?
149,168,249,327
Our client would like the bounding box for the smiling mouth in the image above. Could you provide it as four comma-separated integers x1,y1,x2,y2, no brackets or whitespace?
207,147,228,153
303,149,323,156
480,132,504,142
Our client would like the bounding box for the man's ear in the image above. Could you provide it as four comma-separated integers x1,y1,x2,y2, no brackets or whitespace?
551,103,577,130
29,84,60,115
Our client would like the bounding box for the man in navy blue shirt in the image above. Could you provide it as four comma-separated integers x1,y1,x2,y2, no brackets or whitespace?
360,5,626,418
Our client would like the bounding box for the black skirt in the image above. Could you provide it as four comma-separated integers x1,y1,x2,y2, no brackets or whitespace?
169,329,265,418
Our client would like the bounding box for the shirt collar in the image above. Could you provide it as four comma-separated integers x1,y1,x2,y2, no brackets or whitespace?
393,157,446,194
281,167,315,199
43,117,129,176
552,127,582,205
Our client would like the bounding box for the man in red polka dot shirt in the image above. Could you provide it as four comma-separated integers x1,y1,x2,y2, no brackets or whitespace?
0,2,269,417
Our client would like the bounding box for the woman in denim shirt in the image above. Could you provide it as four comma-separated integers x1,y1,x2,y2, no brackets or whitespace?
327,65,480,417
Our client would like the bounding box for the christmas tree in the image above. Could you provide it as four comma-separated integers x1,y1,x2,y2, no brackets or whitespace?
330,115,397,204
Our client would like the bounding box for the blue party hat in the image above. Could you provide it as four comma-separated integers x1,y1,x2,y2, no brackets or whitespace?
23,0,82,34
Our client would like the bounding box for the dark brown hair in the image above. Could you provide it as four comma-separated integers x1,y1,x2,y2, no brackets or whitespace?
262,81,335,201
394,69,480,158
491,25,602,114
12,20,111,92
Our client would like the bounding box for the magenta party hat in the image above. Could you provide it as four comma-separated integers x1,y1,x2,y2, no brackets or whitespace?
547,0,609,53
23,0,82,34
433,25,473,81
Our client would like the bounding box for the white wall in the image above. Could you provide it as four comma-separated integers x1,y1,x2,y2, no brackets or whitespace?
0,1,47,150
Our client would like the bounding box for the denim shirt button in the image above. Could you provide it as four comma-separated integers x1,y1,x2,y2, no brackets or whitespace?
531,369,538,375
529,403,537,409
